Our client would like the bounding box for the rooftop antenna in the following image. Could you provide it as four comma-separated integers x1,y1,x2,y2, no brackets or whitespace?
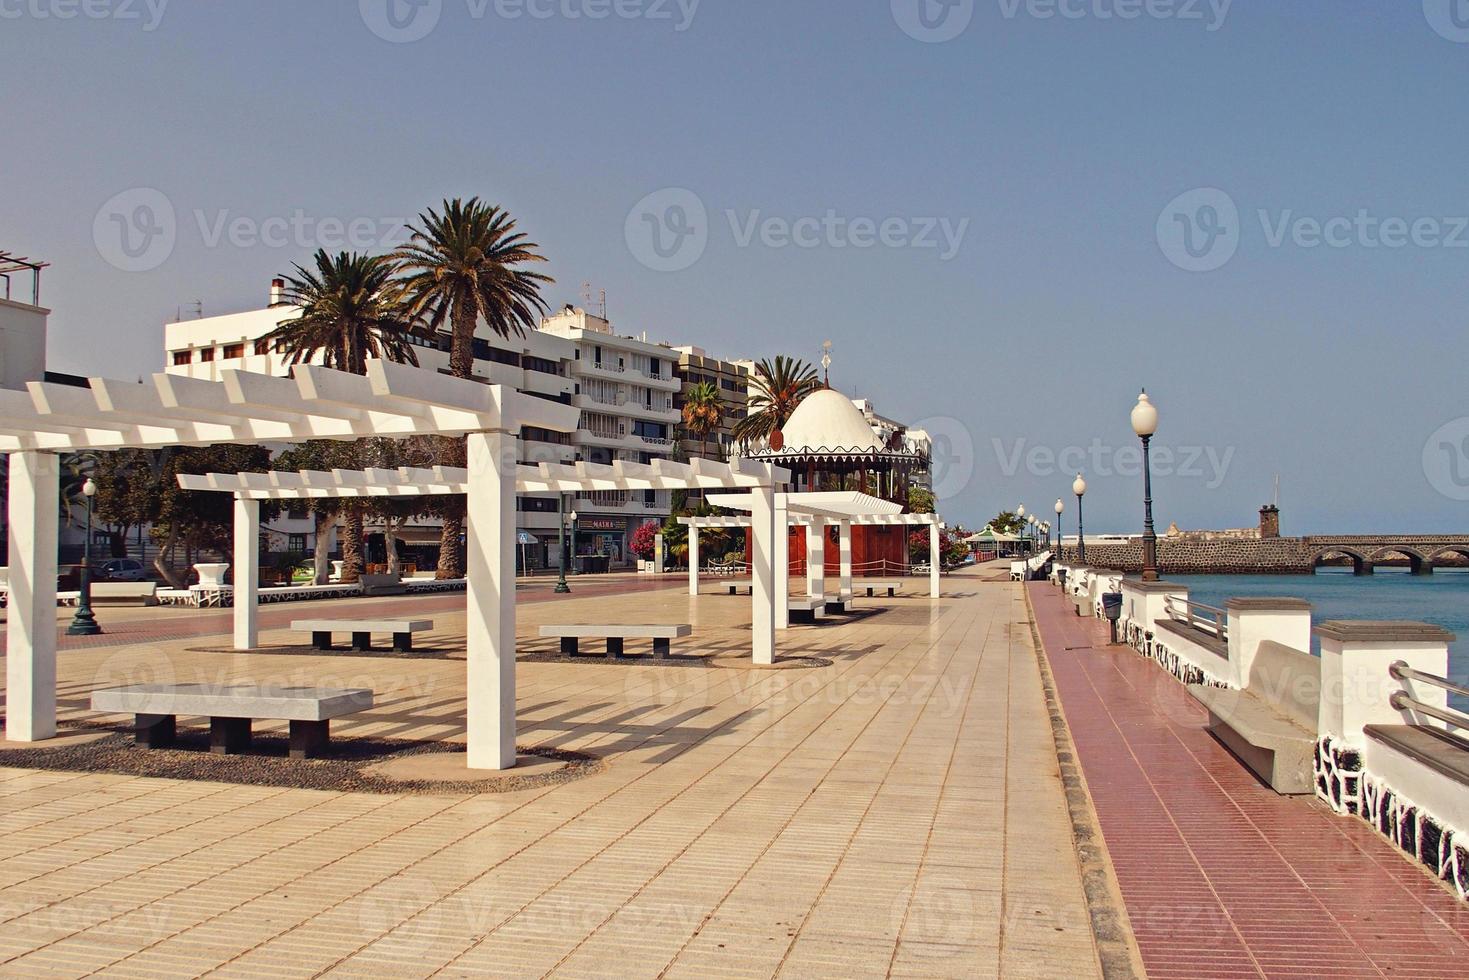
581,282,606,320
1273,474,1280,508
821,340,833,388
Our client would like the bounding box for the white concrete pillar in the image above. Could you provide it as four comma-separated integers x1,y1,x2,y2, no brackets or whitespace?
465,430,518,770
929,520,941,599
687,526,699,596
233,496,260,650
7,451,58,741
838,520,853,599
1317,621,1453,751
806,522,826,597
750,486,776,665
774,494,790,630
1225,598,1312,689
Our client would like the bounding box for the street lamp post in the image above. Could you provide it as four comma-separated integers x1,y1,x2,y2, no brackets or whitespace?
1054,498,1065,561
1132,390,1161,582
67,478,103,636
555,493,572,594
1072,474,1087,564
1016,504,1026,556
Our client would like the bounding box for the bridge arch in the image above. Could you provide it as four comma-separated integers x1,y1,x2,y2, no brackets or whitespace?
1428,546,1469,572
1366,546,1432,576
1312,548,1369,575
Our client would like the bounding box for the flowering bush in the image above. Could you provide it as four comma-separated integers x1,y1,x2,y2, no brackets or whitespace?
629,522,659,562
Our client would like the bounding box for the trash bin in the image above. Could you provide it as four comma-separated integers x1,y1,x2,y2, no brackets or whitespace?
1101,593,1123,644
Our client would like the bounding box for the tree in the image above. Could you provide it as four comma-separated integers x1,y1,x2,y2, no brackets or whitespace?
732,356,821,446
988,511,1024,535
394,198,553,578
93,446,276,587
681,381,724,459
264,250,421,374
907,486,936,515
263,250,422,584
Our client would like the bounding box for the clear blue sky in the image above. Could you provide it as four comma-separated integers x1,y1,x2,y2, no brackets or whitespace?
3,1,1466,534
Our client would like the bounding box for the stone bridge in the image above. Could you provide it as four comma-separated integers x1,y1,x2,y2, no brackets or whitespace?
1064,535,1469,576
1299,535,1469,575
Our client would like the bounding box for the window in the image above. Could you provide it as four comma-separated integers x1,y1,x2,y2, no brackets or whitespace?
524,355,561,376
253,338,271,355
649,357,661,378
172,350,192,366
222,343,244,359
287,533,307,552
286,504,308,520
199,347,215,363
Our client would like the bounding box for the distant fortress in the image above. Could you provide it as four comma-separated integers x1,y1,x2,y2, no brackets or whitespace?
1070,506,1469,576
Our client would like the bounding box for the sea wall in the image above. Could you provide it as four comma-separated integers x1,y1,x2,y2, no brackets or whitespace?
1064,535,1469,575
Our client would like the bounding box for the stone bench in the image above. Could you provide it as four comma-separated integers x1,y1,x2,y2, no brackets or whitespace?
540,624,692,658
722,579,753,595
787,595,826,625
857,580,902,598
292,619,433,653
1188,641,1320,794
91,683,373,759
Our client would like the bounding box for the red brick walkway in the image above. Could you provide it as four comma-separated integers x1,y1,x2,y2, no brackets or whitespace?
1028,581,1469,979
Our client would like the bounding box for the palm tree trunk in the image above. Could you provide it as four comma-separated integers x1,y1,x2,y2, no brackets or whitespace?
435,302,476,580
313,512,332,585
340,506,364,584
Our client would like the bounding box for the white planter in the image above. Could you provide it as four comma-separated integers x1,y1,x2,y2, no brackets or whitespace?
194,563,230,589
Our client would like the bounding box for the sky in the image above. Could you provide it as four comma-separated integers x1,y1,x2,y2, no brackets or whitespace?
2,0,1467,535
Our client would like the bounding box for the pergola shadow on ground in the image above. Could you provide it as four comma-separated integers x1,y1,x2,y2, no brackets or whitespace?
3,361,800,770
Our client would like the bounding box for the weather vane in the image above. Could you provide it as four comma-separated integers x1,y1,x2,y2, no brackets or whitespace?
821,339,832,387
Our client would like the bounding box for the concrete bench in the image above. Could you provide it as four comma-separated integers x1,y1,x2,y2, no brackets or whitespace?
787,595,826,625
540,624,692,658
292,619,433,653
1188,641,1320,794
91,683,373,759
856,580,902,598
722,579,753,595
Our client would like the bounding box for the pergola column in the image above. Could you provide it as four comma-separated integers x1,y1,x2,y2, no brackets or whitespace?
806,521,826,598
6,451,58,741
774,494,790,630
838,520,853,599
466,430,518,770
233,496,260,650
687,526,699,596
929,519,941,598
749,486,776,665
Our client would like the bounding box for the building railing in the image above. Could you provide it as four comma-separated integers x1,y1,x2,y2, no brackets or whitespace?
1165,595,1228,641
1389,661,1469,730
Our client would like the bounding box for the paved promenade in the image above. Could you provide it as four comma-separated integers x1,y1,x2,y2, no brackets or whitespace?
1028,581,1469,979
0,576,1103,977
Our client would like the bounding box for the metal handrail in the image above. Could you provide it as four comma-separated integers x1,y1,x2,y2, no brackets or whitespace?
1389,691,1469,731
1166,596,1227,639
1389,661,1469,701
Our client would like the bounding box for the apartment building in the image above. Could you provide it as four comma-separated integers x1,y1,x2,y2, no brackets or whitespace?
671,345,751,461
537,306,681,565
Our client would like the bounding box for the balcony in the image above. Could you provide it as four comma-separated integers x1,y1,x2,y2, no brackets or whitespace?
573,428,638,451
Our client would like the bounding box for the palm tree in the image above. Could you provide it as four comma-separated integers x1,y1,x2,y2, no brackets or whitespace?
265,250,420,375
732,356,821,447
681,382,724,459
393,198,553,578
265,250,421,584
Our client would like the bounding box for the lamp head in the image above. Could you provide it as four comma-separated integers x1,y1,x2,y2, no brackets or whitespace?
1016,504,1025,518
1073,474,1086,497
1054,498,1064,515
82,478,97,498
1131,389,1159,437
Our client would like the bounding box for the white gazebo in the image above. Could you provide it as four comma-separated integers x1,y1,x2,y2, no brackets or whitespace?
680,490,945,633
1,362,790,770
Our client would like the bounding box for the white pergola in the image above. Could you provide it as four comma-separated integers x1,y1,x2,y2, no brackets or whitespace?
1,361,789,770
178,457,789,656
681,492,945,630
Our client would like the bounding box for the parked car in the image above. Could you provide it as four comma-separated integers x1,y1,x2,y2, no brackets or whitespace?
99,558,151,582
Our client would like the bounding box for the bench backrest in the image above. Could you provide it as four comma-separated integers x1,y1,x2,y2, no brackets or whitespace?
1247,640,1321,731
